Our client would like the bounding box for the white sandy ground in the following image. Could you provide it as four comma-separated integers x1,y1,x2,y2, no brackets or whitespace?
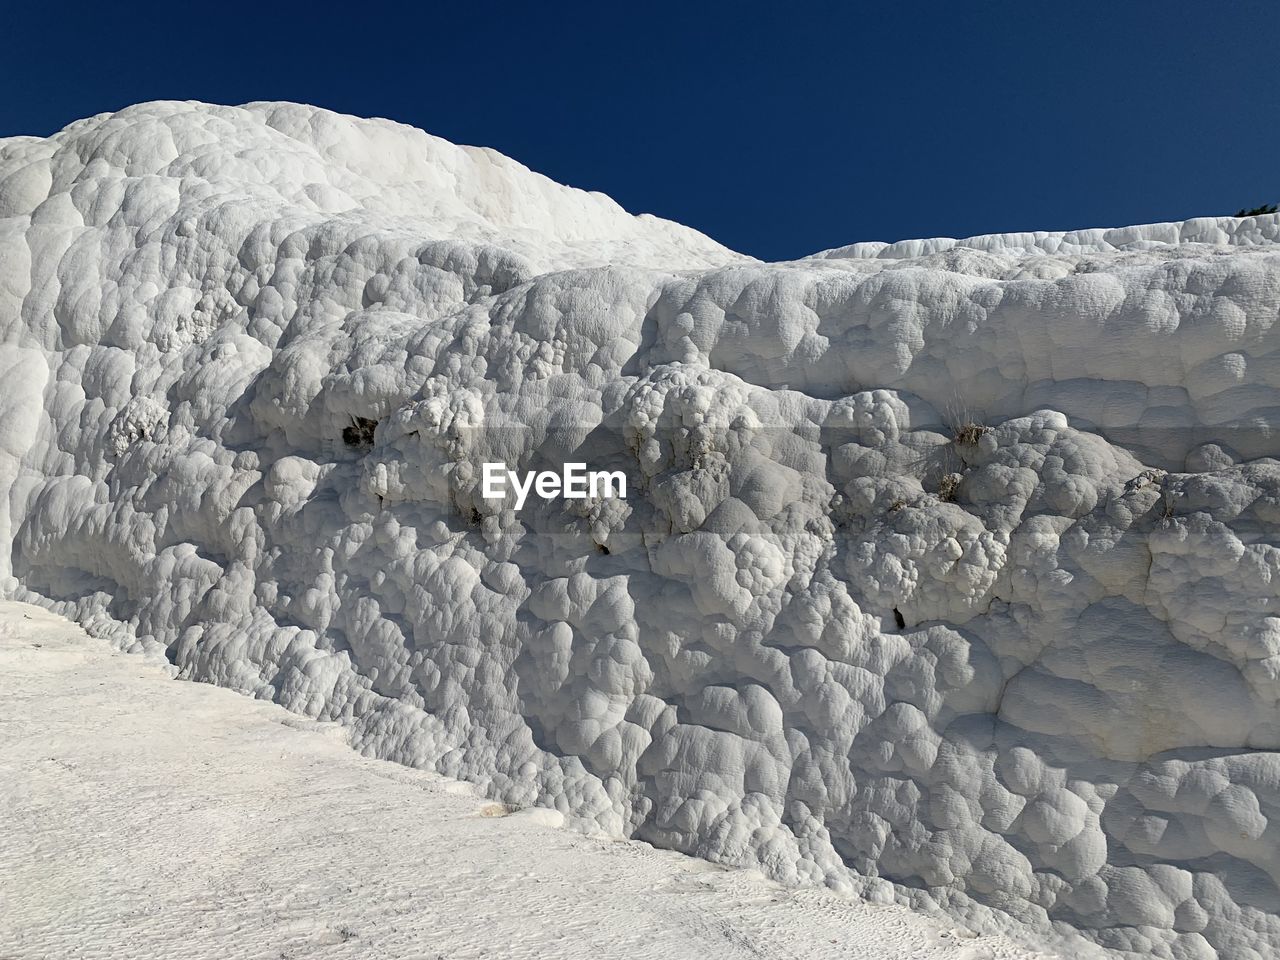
0,601,1061,960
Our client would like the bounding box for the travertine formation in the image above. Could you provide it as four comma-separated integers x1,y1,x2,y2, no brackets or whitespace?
2,101,1278,959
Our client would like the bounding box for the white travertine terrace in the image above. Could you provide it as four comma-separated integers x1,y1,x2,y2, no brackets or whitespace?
2,101,1279,959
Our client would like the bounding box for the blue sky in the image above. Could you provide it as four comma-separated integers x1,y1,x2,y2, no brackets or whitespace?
4,1,1277,261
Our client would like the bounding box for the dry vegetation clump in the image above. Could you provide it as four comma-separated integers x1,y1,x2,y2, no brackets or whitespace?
953,421,991,445
938,471,963,502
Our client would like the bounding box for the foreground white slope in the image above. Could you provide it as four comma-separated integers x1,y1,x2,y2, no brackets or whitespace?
2,101,1279,959
4,601,1057,960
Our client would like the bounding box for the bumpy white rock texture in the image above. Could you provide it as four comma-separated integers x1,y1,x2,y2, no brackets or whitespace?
3,101,1280,959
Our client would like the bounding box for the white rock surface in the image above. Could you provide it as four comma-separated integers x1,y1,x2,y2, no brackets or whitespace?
2,101,1279,959
1,600,1059,960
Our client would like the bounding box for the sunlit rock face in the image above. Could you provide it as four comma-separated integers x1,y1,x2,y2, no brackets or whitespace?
3,100,1280,959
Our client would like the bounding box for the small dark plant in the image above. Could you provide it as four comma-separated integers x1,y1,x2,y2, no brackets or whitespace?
342,416,378,449
953,421,991,445
1236,203,1278,217
938,471,963,502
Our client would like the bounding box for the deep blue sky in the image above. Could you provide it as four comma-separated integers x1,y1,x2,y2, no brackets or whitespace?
4,1,1277,261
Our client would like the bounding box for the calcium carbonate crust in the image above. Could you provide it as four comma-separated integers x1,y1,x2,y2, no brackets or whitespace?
3,101,1280,960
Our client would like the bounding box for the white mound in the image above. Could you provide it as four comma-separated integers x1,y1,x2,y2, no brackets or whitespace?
2,101,1279,959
